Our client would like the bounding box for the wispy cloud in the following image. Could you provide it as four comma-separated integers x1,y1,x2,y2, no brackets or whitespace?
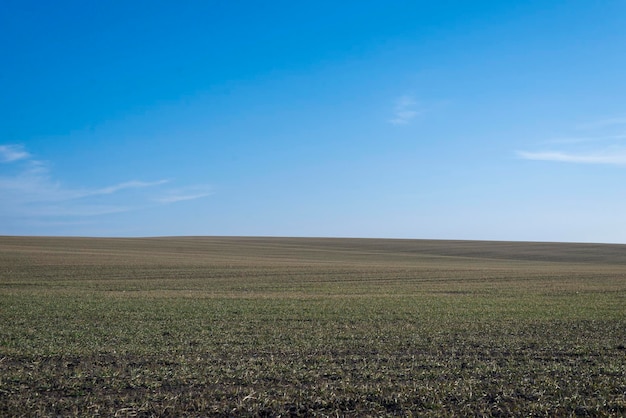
0,144,30,162
155,186,213,204
576,116,626,130
0,160,168,204
0,144,212,222
545,134,626,145
519,116,626,166
90,180,170,197
389,96,420,125
517,150,626,165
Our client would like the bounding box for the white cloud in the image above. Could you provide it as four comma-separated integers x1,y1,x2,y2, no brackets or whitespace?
576,116,626,130
0,144,211,222
155,186,213,204
89,180,170,197
0,160,168,204
389,95,421,125
519,115,626,166
0,144,30,162
546,134,626,145
517,150,626,165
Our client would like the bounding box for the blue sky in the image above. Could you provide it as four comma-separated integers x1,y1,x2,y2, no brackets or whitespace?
2,1,626,242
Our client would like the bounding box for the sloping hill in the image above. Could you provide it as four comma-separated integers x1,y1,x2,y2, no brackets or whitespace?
1,235,625,265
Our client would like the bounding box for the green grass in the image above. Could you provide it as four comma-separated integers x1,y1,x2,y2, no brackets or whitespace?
1,236,625,416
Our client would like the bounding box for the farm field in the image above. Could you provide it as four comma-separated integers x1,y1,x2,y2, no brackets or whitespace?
1,236,625,416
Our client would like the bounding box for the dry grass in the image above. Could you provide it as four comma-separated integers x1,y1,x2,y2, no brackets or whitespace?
1,236,625,416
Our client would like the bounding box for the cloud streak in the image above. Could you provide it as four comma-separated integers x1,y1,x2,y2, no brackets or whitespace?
519,116,626,166
545,134,626,145
0,144,212,222
155,186,213,204
0,144,30,162
389,96,420,125
576,116,626,130
517,150,626,165
89,180,170,197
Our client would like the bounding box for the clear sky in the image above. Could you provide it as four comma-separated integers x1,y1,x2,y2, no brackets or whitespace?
2,1,626,242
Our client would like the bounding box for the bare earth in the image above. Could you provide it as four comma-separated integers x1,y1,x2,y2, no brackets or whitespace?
1,236,625,416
